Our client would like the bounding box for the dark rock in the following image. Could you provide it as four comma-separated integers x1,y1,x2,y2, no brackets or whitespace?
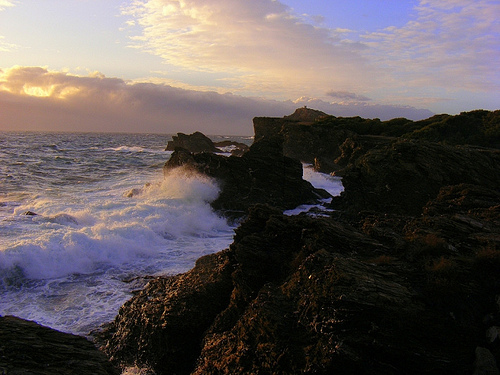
164,138,330,217
98,109,500,374
253,116,358,172
474,347,499,375
98,205,490,374
406,110,500,148
284,106,328,122
165,131,220,153
334,139,500,215
97,251,234,375
213,140,250,156
0,315,118,375
253,109,500,174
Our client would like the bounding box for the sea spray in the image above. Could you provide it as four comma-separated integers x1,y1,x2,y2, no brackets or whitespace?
0,167,235,334
0,132,236,334
284,164,344,216
0,132,343,336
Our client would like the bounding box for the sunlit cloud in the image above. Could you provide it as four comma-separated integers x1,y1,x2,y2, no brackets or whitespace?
0,66,433,134
0,0,15,11
121,0,374,98
121,0,499,108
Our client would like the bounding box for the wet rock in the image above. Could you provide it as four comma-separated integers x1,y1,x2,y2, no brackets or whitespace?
164,138,330,217
98,205,488,374
97,250,235,375
0,315,118,375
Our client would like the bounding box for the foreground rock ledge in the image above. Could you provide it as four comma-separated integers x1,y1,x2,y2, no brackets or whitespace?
0,315,118,375
96,198,500,374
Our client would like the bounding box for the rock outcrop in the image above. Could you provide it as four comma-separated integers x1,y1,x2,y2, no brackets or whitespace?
94,108,500,374
166,131,220,153
164,137,330,218
4,108,499,374
254,109,500,174
98,198,500,374
333,139,500,216
0,315,118,375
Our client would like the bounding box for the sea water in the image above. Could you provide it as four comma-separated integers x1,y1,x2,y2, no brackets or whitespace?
0,131,342,336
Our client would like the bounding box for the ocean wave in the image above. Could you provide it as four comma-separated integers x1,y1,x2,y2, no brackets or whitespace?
1,168,229,280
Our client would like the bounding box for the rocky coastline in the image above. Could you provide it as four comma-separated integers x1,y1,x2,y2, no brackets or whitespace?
3,108,500,374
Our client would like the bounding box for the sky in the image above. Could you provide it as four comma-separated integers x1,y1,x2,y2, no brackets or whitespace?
0,0,499,135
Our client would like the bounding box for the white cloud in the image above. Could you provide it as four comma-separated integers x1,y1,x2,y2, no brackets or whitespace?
120,0,499,111
326,90,371,102
121,0,374,98
362,0,500,92
0,0,15,11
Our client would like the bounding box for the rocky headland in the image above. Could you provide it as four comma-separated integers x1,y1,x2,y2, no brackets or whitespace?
94,108,500,374
3,108,500,374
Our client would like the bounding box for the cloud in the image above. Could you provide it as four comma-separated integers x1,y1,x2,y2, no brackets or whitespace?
326,90,371,102
0,66,434,134
120,0,499,111
0,1,16,51
0,0,15,11
362,0,500,92
121,0,374,99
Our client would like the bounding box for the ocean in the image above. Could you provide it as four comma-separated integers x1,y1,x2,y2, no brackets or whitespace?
0,131,343,336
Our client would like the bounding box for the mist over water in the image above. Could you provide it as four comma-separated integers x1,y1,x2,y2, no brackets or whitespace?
0,132,342,336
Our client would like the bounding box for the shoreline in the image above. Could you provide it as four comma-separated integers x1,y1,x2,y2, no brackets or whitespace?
3,108,500,374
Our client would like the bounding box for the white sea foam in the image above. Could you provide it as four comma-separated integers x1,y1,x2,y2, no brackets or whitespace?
284,164,344,216
1,168,229,280
0,133,342,336
0,139,234,334
302,164,344,197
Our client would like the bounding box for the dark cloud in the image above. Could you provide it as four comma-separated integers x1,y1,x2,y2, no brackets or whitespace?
0,67,434,135
326,90,372,102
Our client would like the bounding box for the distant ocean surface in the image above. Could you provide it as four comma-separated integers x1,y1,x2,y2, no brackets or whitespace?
0,131,343,336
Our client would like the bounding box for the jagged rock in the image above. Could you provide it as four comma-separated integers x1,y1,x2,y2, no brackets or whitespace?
165,131,220,153
164,138,330,217
97,205,489,374
406,110,500,148
334,139,500,215
98,109,500,374
0,315,118,375
253,116,358,172
97,250,234,375
253,109,500,174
